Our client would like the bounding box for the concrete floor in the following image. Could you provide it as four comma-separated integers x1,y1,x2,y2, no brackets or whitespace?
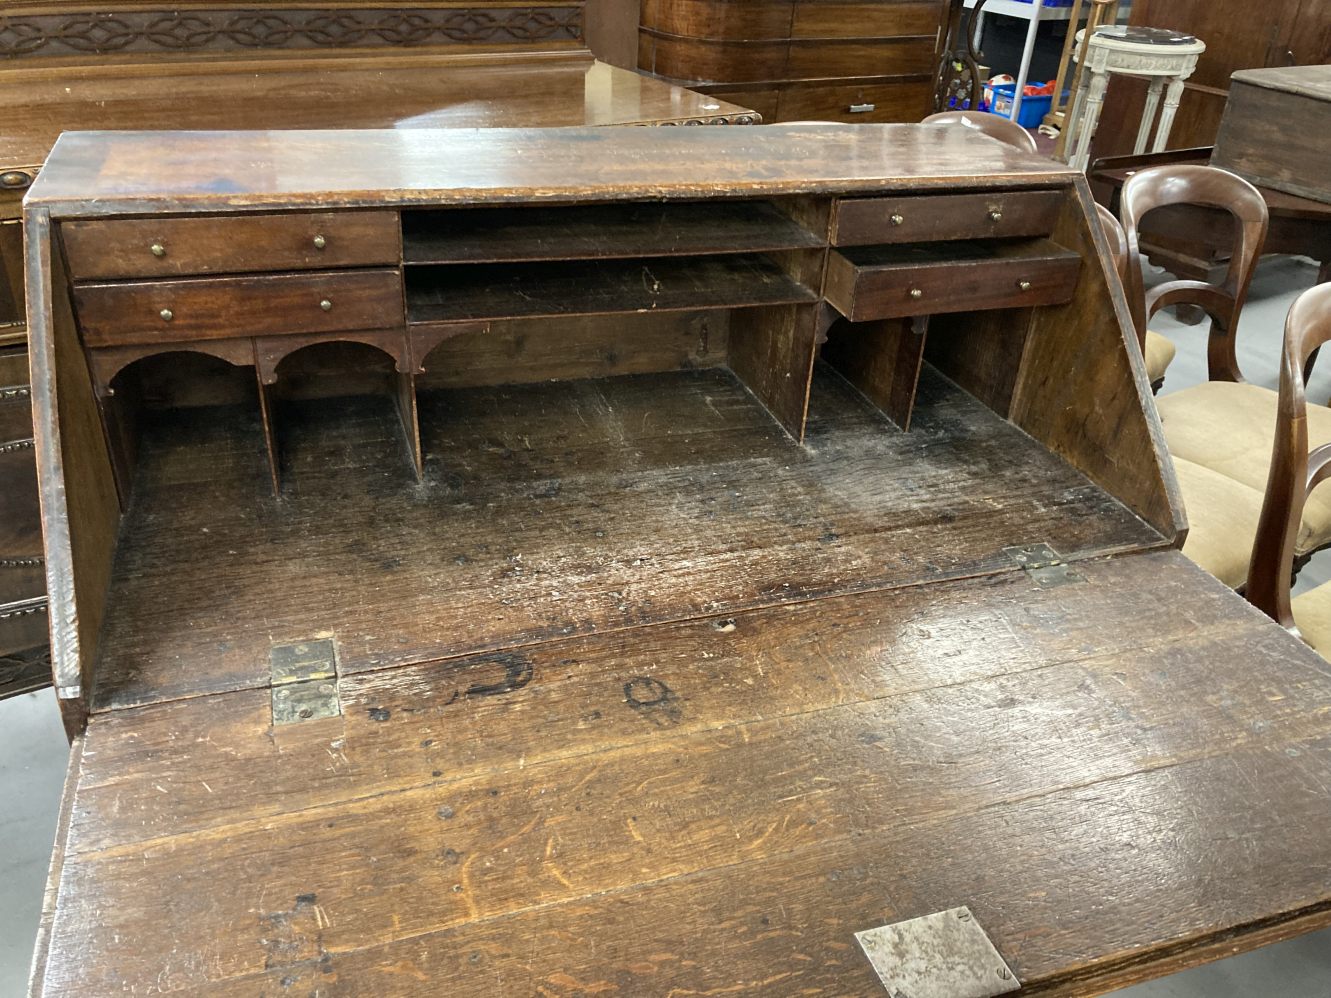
1,256,1329,996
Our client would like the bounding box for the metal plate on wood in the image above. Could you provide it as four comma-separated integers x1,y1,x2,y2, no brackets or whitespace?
1028,563,1085,589
1003,542,1061,570
270,638,337,685
855,906,1019,998
270,638,340,724
272,679,341,725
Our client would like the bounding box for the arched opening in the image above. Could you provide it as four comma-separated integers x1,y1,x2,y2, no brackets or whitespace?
267,340,420,488
102,350,264,500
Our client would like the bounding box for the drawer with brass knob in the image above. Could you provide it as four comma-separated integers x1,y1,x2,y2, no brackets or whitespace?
823,238,1081,322
61,211,400,280
830,190,1063,246
72,269,405,348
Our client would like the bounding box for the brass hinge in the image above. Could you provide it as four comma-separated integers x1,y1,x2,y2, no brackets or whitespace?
270,638,341,725
1003,542,1085,589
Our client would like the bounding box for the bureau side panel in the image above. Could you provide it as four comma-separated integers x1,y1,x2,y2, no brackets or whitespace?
1008,180,1183,540
25,209,119,735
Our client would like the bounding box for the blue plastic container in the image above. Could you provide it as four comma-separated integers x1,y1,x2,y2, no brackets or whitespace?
986,83,1054,128
1012,0,1074,6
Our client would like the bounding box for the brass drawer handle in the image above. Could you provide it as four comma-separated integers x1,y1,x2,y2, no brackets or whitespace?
159,308,174,322
150,243,167,258
313,234,327,250
1017,280,1032,292
890,213,905,226
908,288,924,300
989,210,1003,222
320,298,333,311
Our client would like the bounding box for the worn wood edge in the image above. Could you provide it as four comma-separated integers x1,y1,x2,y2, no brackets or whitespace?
1022,901,1331,996
32,172,1082,219
26,735,81,998
22,209,72,699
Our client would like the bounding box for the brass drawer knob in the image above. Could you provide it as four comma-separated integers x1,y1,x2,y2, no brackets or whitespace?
989,210,1003,222
313,235,327,250
1017,280,1032,292
908,288,924,300
890,213,905,226
159,308,174,322
150,243,166,258
320,299,333,311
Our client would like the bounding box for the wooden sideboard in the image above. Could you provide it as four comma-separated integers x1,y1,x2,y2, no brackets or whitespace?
637,0,946,122
24,124,1331,995
0,1,758,695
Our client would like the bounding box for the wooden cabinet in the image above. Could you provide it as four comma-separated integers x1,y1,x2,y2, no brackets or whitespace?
1091,0,1331,157
638,0,947,122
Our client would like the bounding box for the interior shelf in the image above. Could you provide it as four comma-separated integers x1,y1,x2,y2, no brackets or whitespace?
401,201,824,264
406,254,819,324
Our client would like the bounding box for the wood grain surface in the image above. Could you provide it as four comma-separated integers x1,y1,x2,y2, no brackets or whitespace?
27,126,1072,213
86,365,1159,712
36,549,1331,996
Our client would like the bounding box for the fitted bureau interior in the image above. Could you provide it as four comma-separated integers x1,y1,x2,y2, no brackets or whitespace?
50,185,1173,710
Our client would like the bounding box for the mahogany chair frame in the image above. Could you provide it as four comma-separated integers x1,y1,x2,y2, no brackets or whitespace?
1247,283,1331,632
922,110,1040,155
1121,164,1269,383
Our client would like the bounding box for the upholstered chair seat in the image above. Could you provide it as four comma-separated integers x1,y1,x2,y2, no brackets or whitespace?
1170,456,1265,587
1158,381,1331,557
1144,329,1176,385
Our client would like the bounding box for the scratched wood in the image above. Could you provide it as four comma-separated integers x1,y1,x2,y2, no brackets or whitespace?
87,365,1160,711
35,551,1331,995
65,551,1285,850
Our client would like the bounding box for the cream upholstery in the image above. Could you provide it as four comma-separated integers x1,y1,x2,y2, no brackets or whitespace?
1293,584,1331,659
1144,329,1175,384
1171,456,1266,588
1158,381,1331,555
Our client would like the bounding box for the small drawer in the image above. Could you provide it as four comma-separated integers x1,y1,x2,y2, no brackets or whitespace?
777,80,933,123
74,269,405,348
824,239,1081,322
831,191,1063,246
61,211,401,280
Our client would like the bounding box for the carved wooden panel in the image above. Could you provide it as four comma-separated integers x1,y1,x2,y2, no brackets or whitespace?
0,6,584,59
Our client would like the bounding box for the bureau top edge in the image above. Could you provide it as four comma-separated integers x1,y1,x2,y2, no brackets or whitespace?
25,125,1078,217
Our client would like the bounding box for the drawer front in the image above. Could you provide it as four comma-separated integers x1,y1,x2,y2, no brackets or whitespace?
832,191,1064,246
776,80,933,123
825,244,1081,321
74,270,405,348
62,211,401,281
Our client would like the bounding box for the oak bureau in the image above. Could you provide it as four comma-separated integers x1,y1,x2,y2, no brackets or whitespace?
24,125,1331,995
